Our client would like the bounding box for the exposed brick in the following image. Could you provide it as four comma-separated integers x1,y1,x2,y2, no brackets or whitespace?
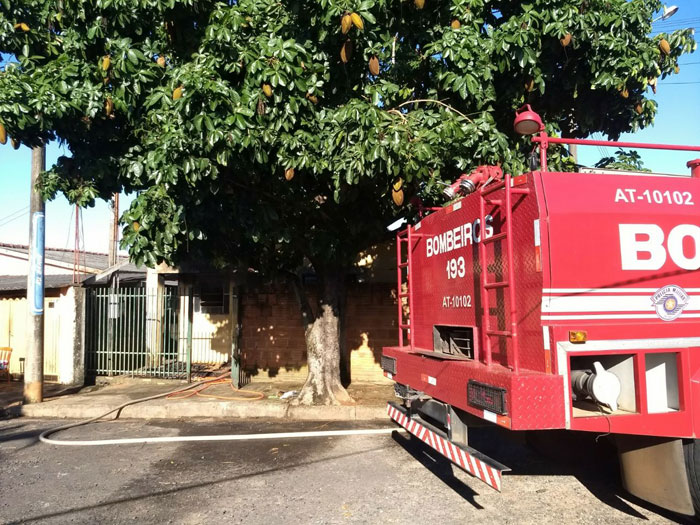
240,281,397,382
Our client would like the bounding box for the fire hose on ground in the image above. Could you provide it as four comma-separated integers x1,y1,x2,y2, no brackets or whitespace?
38,372,402,447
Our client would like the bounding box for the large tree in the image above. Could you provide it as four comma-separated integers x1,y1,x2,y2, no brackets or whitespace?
0,0,694,404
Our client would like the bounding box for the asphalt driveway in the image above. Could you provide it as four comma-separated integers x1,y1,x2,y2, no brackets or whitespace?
0,418,688,524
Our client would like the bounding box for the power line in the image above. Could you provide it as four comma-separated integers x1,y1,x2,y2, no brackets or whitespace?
651,21,699,27
0,206,29,228
651,27,699,35
63,205,75,251
653,24,700,29
0,205,29,224
592,132,612,159
0,212,28,229
654,17,700,26
653,18,700,29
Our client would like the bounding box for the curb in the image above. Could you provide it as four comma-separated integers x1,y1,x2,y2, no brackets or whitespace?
19,400,388,421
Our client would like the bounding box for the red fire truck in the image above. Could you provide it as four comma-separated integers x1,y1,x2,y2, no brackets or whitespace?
382,106,700,516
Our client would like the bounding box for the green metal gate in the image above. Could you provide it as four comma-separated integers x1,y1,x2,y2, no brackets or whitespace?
85,285,183,378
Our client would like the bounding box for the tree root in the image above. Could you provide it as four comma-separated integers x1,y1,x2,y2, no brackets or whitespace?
294,378,355,406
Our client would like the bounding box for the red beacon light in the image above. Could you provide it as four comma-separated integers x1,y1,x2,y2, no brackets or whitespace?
512,104,700,173
688,159,700,178
513,105,544,136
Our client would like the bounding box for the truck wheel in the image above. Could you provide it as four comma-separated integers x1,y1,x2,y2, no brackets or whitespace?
683,439,700,515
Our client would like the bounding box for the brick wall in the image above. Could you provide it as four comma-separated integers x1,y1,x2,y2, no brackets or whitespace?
240,282,397,383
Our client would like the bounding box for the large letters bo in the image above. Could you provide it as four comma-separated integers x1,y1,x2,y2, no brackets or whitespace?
619,224,700,271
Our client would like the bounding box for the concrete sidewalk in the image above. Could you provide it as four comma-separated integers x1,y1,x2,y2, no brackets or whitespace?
1,377,394,421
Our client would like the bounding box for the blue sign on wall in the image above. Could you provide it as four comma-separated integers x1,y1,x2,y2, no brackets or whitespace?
28,211,45,315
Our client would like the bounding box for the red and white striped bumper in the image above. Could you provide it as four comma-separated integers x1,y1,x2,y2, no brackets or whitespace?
388,402,508,491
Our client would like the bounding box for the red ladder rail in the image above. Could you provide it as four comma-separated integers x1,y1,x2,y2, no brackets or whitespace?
396,230,405,346
396,226,422,348
396,228,411,347
478,178,529,372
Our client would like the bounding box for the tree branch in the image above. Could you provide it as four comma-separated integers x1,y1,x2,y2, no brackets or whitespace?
394,99,474,123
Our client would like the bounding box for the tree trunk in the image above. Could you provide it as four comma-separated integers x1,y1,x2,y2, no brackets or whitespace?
292,267,354,406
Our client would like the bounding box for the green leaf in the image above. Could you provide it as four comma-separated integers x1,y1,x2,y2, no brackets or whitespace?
127,49,139,65
204,115,214,132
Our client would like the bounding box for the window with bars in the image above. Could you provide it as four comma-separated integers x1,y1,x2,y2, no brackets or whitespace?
195,279,229,315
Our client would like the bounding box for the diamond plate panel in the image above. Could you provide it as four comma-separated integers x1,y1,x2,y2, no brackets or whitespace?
383,346,565,430
408,175,545,372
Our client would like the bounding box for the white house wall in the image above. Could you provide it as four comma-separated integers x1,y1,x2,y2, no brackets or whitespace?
0,251,74,276
177,282,232,365
0,288,84,384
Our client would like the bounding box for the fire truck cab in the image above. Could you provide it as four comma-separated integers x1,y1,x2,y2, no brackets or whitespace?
383,107,700,516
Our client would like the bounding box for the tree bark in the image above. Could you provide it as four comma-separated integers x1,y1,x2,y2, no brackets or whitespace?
291,267,354,405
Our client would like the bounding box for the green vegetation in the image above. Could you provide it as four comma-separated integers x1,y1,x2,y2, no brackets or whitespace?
0,0,694,403
595,149,651,172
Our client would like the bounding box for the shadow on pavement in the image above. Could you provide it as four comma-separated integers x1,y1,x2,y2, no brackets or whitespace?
0,381,84,415
391,430,483,509
392,424,695,523
0,422,52,452
3,443,394,524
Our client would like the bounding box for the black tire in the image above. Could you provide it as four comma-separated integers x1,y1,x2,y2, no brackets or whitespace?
683,439,700,516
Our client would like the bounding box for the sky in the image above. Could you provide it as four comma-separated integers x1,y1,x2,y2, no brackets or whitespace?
0,1,698,253
0,142,134,254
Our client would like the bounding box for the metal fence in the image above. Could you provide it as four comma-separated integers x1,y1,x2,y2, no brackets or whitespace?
85,285,184,378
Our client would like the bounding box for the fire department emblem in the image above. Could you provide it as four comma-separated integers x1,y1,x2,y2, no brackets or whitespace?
651,285,689,321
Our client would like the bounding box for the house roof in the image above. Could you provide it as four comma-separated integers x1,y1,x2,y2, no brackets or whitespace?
0,274,80,292
0,242,121,272
0,243,147,292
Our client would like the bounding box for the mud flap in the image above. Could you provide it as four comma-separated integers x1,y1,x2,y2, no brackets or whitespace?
388,402,509,491
617,435,694,516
